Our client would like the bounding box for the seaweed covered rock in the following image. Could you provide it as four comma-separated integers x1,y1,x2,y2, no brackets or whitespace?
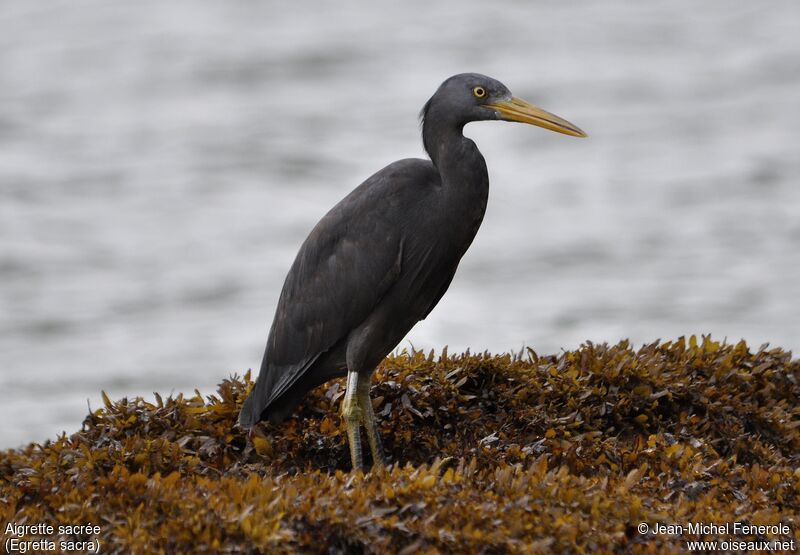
1,337,798,553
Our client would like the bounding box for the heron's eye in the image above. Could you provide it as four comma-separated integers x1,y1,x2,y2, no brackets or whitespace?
473,86,486,99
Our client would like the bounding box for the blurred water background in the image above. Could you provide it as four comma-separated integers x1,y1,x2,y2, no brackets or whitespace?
1,1,798,448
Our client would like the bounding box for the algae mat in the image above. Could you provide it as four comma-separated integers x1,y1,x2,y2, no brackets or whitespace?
1,337,798,553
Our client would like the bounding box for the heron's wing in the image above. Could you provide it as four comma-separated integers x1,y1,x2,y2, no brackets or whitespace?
240,159,437,426
268,215,403,387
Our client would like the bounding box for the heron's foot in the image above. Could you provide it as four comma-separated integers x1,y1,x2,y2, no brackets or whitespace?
342,370,388,471
341,395,365,471
358,390,387,468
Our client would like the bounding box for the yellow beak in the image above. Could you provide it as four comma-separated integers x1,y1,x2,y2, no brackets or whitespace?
487,97,587,138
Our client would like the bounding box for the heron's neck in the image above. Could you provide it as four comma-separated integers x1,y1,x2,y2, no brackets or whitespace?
423,121,489,247
423,122,489,193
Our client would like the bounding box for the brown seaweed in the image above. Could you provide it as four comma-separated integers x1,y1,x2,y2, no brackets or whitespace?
1,336,798,553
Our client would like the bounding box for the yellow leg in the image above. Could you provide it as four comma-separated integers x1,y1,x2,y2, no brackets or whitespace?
357,376,387,467
342,370,364,470
341,371,387,470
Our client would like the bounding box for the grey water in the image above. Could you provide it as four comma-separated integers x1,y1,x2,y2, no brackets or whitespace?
1,1,798,448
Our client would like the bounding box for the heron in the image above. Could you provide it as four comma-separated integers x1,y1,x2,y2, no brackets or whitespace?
239,73,586,470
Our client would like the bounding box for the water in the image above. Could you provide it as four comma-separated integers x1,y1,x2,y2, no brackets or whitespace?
1,1,798,448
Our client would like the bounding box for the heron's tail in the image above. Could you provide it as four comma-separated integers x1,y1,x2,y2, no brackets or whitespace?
238,387,263,428
239,381,303,427
239,352,330,427
238,366,302,427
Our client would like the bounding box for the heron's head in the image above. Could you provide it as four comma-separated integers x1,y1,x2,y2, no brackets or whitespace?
422,73,587,138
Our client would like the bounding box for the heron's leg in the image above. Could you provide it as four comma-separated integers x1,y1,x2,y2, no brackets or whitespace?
341,370,364,470
357,376,387,467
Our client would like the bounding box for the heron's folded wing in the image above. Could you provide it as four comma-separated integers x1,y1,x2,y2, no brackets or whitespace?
255,204,405,412
240,159,439,426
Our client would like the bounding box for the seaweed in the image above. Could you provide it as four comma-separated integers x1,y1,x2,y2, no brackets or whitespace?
1,336,798,553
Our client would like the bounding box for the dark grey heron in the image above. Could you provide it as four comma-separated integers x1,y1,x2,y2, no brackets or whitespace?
239,73,586,470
